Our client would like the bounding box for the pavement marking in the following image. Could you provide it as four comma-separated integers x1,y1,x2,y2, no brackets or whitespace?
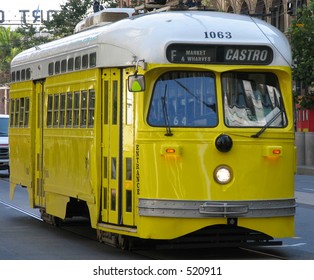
301,188,314,192
281,243,307,248
295,191,314,206
0,199,42,220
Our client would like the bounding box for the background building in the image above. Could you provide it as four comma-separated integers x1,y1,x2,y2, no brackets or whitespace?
0,85,9,115
121,0,309,34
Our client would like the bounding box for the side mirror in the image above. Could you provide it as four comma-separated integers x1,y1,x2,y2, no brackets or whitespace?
128,75,145,92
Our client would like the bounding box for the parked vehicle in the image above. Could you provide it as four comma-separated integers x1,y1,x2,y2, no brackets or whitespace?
0,114,9,175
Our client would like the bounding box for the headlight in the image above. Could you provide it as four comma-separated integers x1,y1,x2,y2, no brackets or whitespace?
214,165,233,184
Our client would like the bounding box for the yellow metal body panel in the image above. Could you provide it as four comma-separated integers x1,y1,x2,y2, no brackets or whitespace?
42,69,100,223
131,64,295,239
101,68,121,224
136,137,295,200
100,68,135,226
9,81,35,207
133,216,294,239
34,80,45,208
9,62,295,241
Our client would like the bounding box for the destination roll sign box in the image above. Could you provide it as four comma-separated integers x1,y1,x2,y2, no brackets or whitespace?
166,44,273,65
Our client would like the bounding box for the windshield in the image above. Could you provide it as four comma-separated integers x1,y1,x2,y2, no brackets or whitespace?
222,72,287,127
0,117,9,136
148,71,217,127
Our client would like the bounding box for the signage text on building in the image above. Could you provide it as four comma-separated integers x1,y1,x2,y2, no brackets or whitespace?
0,9,58,26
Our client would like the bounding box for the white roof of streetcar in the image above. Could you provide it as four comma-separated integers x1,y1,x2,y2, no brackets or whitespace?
11,9,292,80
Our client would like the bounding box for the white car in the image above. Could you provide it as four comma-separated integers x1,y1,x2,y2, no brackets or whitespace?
0,114,9,175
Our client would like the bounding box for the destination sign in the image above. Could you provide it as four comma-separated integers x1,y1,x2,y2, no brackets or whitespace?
166,44,273,65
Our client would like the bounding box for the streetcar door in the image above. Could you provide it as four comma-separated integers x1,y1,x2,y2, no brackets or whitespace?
101,69,122,225
34,80,45,208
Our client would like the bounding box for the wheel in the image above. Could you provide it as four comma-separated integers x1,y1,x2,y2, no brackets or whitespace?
118,235,130,250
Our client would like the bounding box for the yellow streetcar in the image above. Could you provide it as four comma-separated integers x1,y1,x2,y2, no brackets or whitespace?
9,7,295,249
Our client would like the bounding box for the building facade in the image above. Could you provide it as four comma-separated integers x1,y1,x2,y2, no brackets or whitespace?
121,0,309,34
0,85,9,115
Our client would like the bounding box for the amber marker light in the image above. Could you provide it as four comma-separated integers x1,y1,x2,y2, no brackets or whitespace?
166,148,176,154
272,149,281,155
161,145,182,156
263,146,283,158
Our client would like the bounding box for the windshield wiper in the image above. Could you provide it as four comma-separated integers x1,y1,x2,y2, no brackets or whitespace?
251,109,283,138
174,79,216,112
161,84,173,136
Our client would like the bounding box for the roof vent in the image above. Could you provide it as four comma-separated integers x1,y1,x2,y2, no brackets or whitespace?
74,8,135,33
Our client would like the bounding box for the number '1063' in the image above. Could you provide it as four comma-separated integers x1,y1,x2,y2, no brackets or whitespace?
204,31,232,39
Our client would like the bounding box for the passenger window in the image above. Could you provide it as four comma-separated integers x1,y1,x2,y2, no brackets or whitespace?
53,94,59,127
21,69,26,81
89,52,96,67
82,55,88,69
11,72,16,82
16,71,20,81
48,63,54,75
24,98,30,127
88,90,95,127
26,68,31,80
61,60,67,73
14,99,19,126
75,57,81,70
80,90,87,127
60,93,66,127
66,92,73,127
10,99,15,127
73,91,80,127
68,58,74,71
55,61,60,74
47,95,53,127
19,98,25,127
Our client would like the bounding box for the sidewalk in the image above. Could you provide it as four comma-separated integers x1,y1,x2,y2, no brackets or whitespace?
297,165,314,176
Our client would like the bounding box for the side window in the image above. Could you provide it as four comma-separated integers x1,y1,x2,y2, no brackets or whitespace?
21,69,26,81
53,94,59,127
47,95,53,127
14,99,19,126
16,71,20,81
48,63,54,75
24,98,30,127
89,52,96,67
19,98,25,127
60,93,66,127
88,90,95,127
80,90,87,127
68,58,74,71
55,61,60,74
73,91,80,127
10,99,15,127
75,57,81,70
66,92,73,127
61,59,67,73
26,68,31,80
82,54,88,69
